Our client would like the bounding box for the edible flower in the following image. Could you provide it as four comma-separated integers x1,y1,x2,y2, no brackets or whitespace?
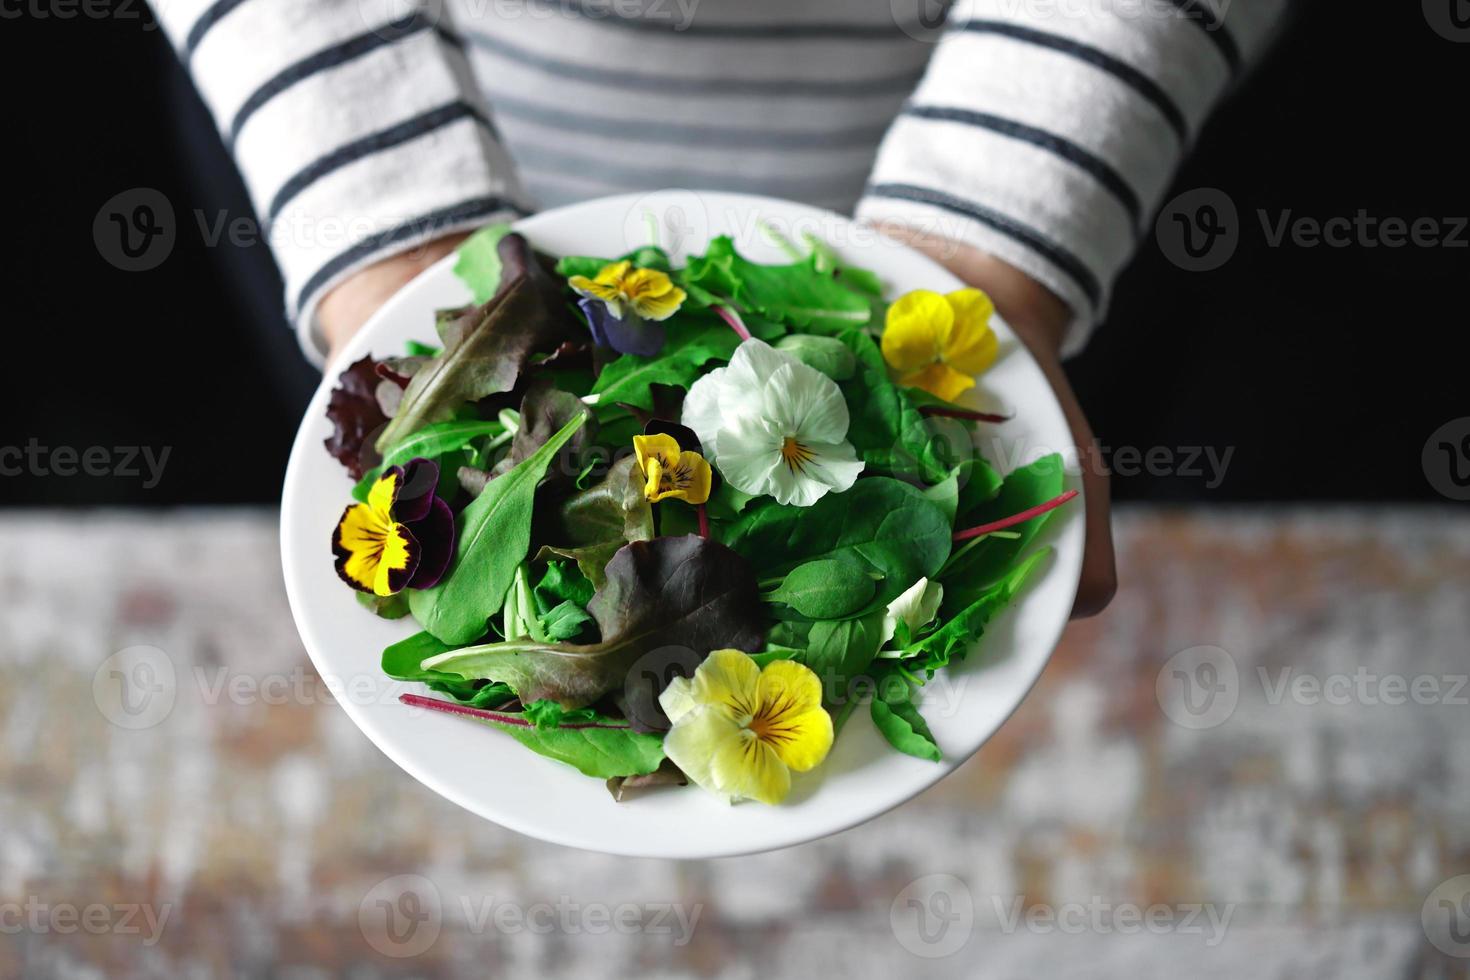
332,458,456,596
632,433,712,504
659,649,834,804
880,577,944,647
569,261,686,357
880,288,999,402
681,339,864,507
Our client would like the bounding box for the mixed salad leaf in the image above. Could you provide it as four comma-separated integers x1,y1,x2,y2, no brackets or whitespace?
323,226,1077,805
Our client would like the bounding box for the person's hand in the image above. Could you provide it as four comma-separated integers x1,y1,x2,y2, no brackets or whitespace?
878,224,1117,619
318,232,471,366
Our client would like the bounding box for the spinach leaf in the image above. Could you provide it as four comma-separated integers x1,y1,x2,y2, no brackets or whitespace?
463,709,665,779
723,476,952,606
539,600,595,641
940,454,1064,610
766,559,876,619
423,535,765,710
802,612,887,704
409,414,587,644
452,222,514,303
916,548,1051,673
382,630,513,706
589,322,739,411
870,687,941,762
835,328,972,484
773,333,857,380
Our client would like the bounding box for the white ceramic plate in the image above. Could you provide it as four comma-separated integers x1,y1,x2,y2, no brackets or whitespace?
281,191,1083,858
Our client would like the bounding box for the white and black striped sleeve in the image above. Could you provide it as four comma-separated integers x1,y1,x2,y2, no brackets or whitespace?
150,0,529,363
856,0,1289,354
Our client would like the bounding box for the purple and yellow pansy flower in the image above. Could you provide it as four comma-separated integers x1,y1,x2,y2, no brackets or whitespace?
633,432,712,505
569,260,687,357
332,457,456,596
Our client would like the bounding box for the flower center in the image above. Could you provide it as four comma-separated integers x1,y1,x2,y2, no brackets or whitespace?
779,437,815,474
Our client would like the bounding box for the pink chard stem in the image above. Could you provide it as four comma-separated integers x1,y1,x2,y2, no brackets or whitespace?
952,489,1079,543
920,406,1012,424
399,694,631,730
713,305,752,341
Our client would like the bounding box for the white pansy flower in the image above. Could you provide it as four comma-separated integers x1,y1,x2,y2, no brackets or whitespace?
880,577,944,646
682,339,864,506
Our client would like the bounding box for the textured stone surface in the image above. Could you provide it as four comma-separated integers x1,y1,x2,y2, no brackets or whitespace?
1,508,1467,978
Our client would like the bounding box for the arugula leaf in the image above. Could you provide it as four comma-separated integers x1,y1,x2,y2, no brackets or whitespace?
537,455,653,587
766,559,876,619
723,476,952,607
533,560,595,611
870,688,942,762
409,414,588,644
452,222,514,303
376,234,581,450
422,535,766,710
539,600,595,641
353,418,505,501
682,236,871,332
589,322,739,411
835,328,972,484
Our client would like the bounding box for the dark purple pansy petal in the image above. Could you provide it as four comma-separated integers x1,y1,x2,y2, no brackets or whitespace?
394,458,440,522
643,418,703,457
405,495,456,589
577,297,666,357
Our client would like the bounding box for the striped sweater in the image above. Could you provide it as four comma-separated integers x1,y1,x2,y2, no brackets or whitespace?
153,0,1288,362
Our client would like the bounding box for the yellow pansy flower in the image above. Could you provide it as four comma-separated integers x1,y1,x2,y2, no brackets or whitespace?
632,433,712,505
880,288,999,402
658,650,834,804
332,469,420,597
568,260,687,321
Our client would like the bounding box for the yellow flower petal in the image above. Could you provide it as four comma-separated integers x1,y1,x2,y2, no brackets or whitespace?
660,704,740,803
882,290,951,373
332,503,420,596
752,661,833,772
689,648,762,719
940,288,999,376
633,433,680,474
711,731,791,804
366,469,400,523
900,362,976,403
595,260,632,286
623,268,687,321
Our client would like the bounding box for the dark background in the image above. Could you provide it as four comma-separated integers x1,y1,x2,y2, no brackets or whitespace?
2,1,1464,506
